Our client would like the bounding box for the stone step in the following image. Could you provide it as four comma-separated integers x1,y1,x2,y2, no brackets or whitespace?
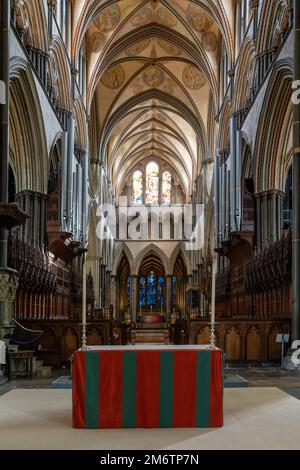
35,365,52,378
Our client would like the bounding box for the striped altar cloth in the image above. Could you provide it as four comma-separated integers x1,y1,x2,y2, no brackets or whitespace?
72,345,223,429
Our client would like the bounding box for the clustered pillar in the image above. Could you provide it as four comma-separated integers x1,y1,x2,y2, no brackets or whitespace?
292,0,300,342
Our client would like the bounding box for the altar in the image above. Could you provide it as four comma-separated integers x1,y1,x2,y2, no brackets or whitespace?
72,345,223,429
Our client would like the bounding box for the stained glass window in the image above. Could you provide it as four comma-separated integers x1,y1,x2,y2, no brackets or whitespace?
127,277,131,309
133,170,143,205
139,277,146,307
158,276,165,306
172,275,177,307
146,162,159,205
147,271,157,305
162,171,172,205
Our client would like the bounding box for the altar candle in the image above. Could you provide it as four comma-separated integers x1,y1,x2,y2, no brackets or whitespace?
82,253,87,326
211,254,217,325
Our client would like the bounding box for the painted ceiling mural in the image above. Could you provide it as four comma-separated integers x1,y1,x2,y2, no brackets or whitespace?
72,0,234,201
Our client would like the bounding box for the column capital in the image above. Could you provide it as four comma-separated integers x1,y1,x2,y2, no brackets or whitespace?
227,68,235,79
249,0,259,11
48,0,57,12
71,65,79,77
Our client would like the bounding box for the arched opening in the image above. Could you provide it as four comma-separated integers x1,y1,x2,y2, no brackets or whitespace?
241,141,255,232
283,166,292,229
137,252,165,320
8,164,16,203
173,252,187,315
145,161,159,205
132,170,143,205
162,171,172,205
117,253,131,317
46,140,63,252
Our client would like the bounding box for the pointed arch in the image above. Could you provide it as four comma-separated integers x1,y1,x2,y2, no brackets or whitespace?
74,98,88,150
254,59,293,192
112,243,134,276
217,98,231,152
133,243,171,276
9,58,48,193
49,37,72,112
170,244,191,276
233,37,255,112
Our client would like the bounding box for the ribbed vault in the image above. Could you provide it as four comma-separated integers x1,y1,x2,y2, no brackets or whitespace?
72,0,234,200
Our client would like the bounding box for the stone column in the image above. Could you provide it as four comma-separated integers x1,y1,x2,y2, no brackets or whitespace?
131,275,138,324
0,0,10,269
165,275,172,322
100,264,106,308
262,191,269,249
110,274,118,319
214,152,221,243
277,191,284,239
105,270,112,308
255,193,261,251
230,116,237,231
221,161,226,240
66,115,75,232
235,129,242,230
47,0,57,39
82,150,87,244
0,1,20,332
159,174,162,205
292,0,300,341
229,68,236,233
270,190,277,244
250,0,259,39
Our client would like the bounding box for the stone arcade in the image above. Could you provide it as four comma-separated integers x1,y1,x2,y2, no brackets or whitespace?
0,0,300,452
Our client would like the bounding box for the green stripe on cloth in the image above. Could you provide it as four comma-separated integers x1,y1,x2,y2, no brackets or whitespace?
159,352,174,427
85,352,99,429
196,351,211,427
122,351,136,428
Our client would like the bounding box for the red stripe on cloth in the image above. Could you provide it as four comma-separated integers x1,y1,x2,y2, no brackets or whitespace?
72,352,85,428
173,351,197,427
136,351,160,428
209,351,223,427
99,351,123,428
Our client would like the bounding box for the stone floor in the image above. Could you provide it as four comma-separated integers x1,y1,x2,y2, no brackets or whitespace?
1,387,300,449
0,370,66,397
1,366,300,398
225,367,300,399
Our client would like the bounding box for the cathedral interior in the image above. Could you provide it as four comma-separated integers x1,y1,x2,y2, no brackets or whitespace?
0,0,298,374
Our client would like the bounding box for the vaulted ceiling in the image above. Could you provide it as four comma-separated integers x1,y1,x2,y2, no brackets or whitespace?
72,0,234,200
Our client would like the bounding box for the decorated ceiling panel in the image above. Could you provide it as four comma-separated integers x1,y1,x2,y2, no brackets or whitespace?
73,0,234,200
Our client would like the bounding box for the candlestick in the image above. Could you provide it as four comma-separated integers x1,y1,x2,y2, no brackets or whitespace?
211,253,217,325
82,252,87,326
81,252,88,350
208,253,217,350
